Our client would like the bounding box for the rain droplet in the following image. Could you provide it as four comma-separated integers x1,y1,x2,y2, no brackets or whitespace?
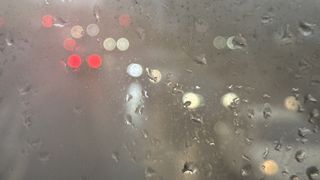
111,152,119,163
291,175,300,180
146,68,162,83
274,141,282,151
194,54,207,65
310,109,319,118
18,84,32,96
305,94,318,103
263,103,272,119
241,164,252,176
142,90,149,98
298,127,312,137
134,104,144,115
261,14,273,24
145,167,160,180
53,17,67,27
298,21,316,36
5,35,14,47
277,24,295,44
93,5,101,22
182,161,198,175
126,94,133,102
226,34,247,50
242,154,251,161
22,112,32,128
295,150,306,162
247,109,255,119
195,19,209,33
306,166,320,180
263,147,269,159
141,129,149,139
125,114,134,127
311,75,320,86
38,151,50,162
282,169,289,176
136,27,146,40
190,114,203,124
27,139,42,150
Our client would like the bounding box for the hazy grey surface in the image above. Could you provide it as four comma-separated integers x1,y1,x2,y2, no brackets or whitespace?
0,0,320,180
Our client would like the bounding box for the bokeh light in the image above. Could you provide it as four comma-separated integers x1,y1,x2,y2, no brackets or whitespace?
67,54,82,69
87,54,102,69
42,15,54,28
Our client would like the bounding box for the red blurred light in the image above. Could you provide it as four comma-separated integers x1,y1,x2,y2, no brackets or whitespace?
67,54,82,69
42,15,54,28
0,17,4,28
63,38,76,51
119,14,131,27
87,54,102,69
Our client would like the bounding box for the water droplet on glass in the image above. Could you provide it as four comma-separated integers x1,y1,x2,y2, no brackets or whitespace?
226,34,247,50
142,90,149,98
306,166,320,180
291,175,300,180
195,19,209,33
141,129,149,139
242,154,251,161
126,94,133,102
145,167,160,180
305,94,317,103
53,17,67,27
298,127,312,137
22,112,32,128
194,54,207,65
310,109,319,118
274,141,282,151
182,161,198,175
311,75,320,86
241,164,252,176
261,14,273,24
263,103,272,119
93,5,101,22
263,147,269,159
136,27,146,40
125,114,135,127
134,104,144,115
247,109,255,119
298,22,316,36
295,150,306,162
38,151,50,162
282,170,289,176
111,152,119,163
18,84,32,96
190,114,203,124
5,35,14,47
277,24,295,44
27,139,42,150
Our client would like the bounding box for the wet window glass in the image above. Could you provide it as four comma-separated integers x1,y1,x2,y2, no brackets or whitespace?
0,0,320,180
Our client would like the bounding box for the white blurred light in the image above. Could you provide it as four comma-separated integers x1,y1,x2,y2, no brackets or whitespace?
103,38,116,51
86,23,100,37
117,37,130,51
127,63,143,78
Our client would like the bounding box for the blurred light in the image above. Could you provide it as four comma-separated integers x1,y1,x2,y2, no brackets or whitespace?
67,54,82,69
86,24,100,37
284,96,299,111
87,54,102,69
261,160,279,176
42,15,54,28
63,38,76,51
221,92,238,108
182,92,202,109
119,14,131,27
213,36,227,49
70,25,84,39
117,37,129,51
103,38,116,51
146,68,162,83
127,63,143,77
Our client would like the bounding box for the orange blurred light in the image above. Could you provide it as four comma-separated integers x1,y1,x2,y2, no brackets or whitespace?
87,54,102,69
67,54,82,69
42,15,54,28
63,38,76,51
119,14,131,27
